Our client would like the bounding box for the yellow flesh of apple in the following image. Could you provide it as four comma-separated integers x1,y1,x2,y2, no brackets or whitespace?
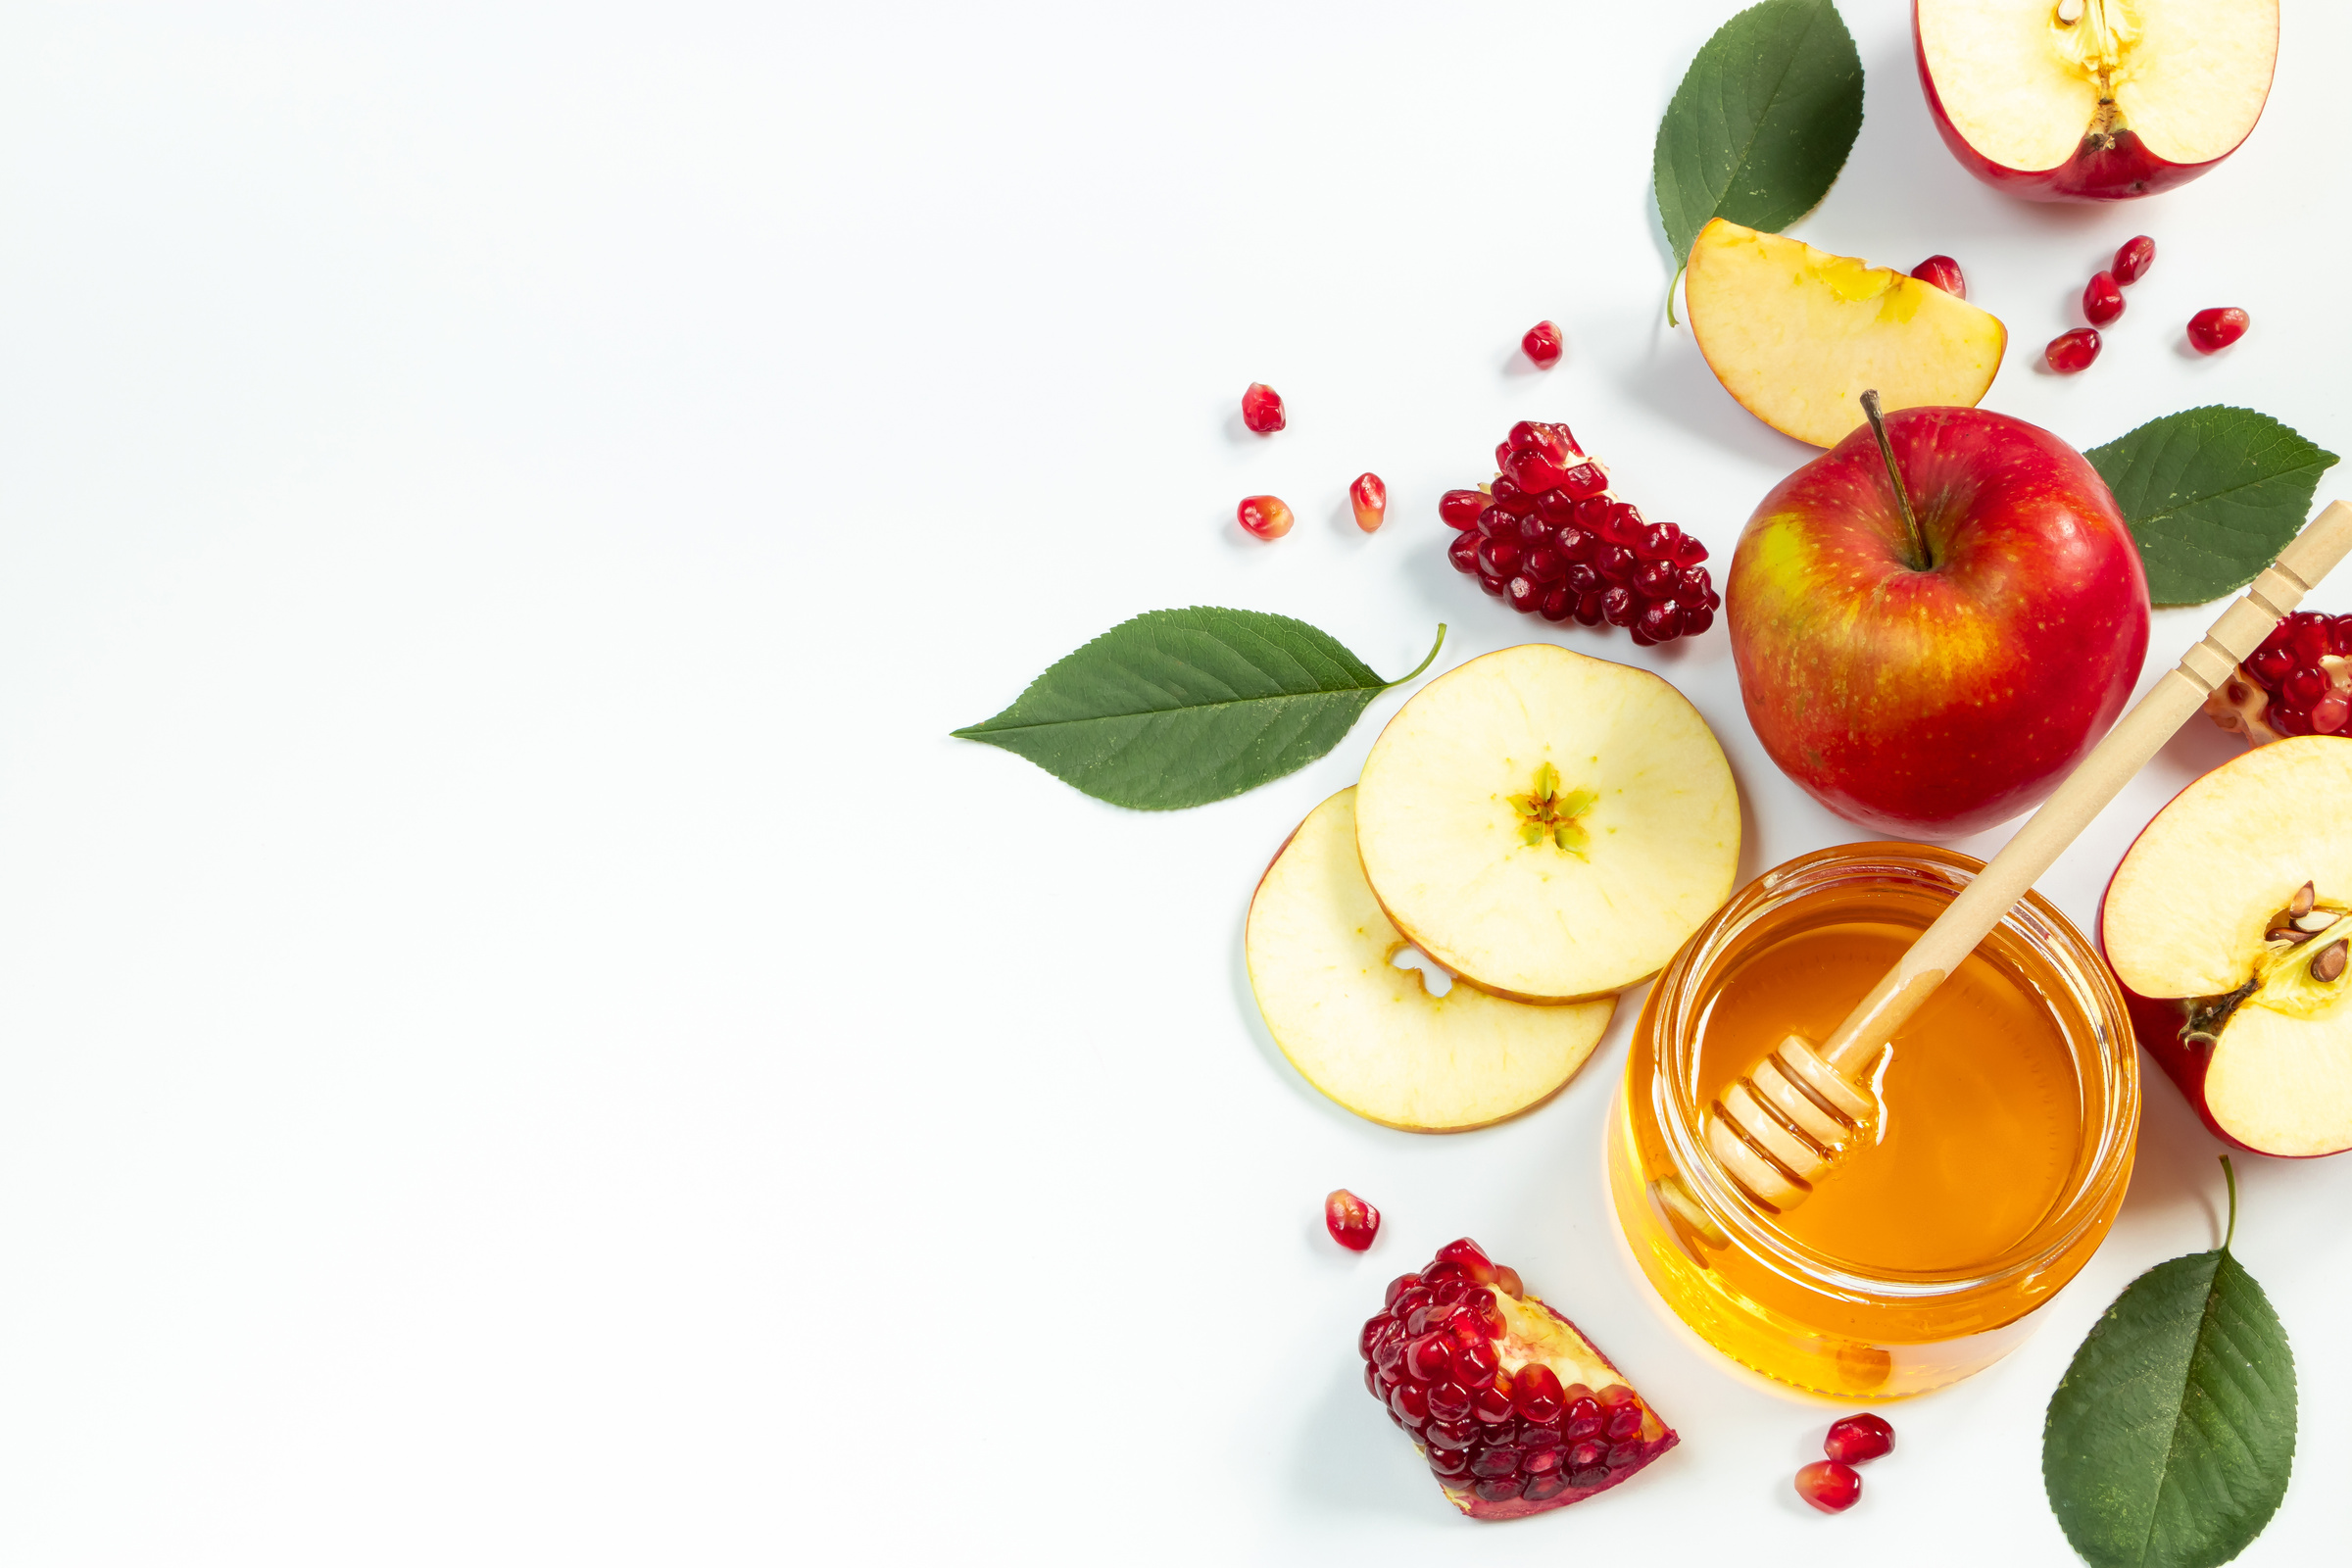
2206,1005,2352,1157
2102,738,2352,1000
1352,645,1740,1003
1918,0,2278,172
1683,220,2005,449
1245,788,1613,1132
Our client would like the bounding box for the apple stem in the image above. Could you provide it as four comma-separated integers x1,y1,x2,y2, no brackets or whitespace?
2219,1153,2238,1252
1860,390,1931,571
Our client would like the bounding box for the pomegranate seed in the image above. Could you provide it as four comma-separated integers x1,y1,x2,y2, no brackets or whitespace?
1325,1189,1380,1250
2189,308,2250,354
1358,1315,1388,1360
1513,1364,1565,1423
1241,382,1286,434
1604,1404,1644,1442
1520,1446,1563,1475
1605,1442,1643,1469
2316,694,2351,733
1427,1385,1475,1424
1471,1476,1523,1502
1390,1381,1430,1424
1439,489,1490,529
2249,647,2295,686
1522,319,1564,368
2114,234,2155,285
1432,1238,1498,1284
2045,328,2101,374
1568,1440,1605,1469
2083,270,2125,326
1363,1362,1381,1398
1429,1446,1474,1478
2292,621,2332,663
1824,1413,1895,1465
2284,666,2330,709
1795,1459,1863,1514
1424,1416,1477,1449
1523,1472,1573,1502
1405,1334,1456,1383
1384,1273,1421,1309
1348,473,1388,533
1909,255,1966,298
1446,533,1481,574
1237,495,1293,540
1469,1446,1523,1479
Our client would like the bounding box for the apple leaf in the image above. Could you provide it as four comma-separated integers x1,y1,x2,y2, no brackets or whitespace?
2043,1157,2295,1568
953,609,1444,810
1652,0,1863,318
2088,407,2340,607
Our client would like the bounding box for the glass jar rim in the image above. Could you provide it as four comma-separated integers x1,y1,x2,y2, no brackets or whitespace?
1647,841,2139,1302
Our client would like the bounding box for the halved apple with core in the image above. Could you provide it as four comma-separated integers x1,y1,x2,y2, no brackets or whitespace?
2102,736,2352,1156
1247,788,1614,1131
1916,0,2278,202
1685,219,2007,449
1353,645,1740,1003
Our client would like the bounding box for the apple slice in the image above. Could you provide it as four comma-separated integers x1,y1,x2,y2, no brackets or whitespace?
1917,0,2278,202
2102,736,2352,1156
1684,219,2006,449
1246,788,1613,1131
1353,645,1740,1003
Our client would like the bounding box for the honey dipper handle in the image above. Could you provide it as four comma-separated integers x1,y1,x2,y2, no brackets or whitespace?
1818,499,2352,1076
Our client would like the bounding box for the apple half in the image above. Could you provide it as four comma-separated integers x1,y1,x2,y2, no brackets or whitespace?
1916,0,2278,202
1353,645,1740,1003
2102,736,2352,1156
1684,219,2006,449
1246,788,1614,1132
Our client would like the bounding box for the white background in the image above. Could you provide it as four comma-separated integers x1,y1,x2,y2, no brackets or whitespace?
0,0,2339,1562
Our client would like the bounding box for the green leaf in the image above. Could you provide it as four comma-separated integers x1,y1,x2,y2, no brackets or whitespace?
1652,0,1864,303
952,609,1444,810
2043,1158,2295,1568
2087,407,2340,606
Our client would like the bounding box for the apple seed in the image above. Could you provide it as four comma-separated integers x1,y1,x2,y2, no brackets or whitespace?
2315,940,2348,984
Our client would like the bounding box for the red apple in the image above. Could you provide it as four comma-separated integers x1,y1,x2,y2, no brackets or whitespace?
1915,0,2278,202
1726,406,2150,838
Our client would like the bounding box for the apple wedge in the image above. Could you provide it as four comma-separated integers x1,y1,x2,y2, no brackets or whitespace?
1685,219,2006,448
2102,736,2352,1156
1246,788,1613,1132
1917,0,2278,202
1353,645,1740,1003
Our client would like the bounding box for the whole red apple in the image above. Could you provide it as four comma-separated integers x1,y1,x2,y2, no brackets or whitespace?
1727,406,2149,838
1915,0,2277,202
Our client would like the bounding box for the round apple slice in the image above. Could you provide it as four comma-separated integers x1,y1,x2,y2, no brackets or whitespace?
1353,644,1740,1003
1246,788,1613,1132
2103,736,2352,1157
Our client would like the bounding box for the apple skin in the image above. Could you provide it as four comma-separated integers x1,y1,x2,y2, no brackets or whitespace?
1727,406,2150,839
1912,4,2249,202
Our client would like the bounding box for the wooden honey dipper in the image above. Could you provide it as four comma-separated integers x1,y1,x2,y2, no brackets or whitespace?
1706,479,2352,1213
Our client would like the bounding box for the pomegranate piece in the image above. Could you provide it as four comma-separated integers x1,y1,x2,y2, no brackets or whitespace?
1236,495,1293,541
1909,255,1967,298
1521,319,1564,369
1241,382,1286,434
1823,1412,1894,1465
1357,1237,1677,1519
2188,307,2250,355
2045,327,2101,374
1440,419,1716,643
2082,270,2125,326
1349,473,1387,534
2113,234,2156,285
1325,1189,1380,1250
2203,611,2352,744
1795,1459,1862,1514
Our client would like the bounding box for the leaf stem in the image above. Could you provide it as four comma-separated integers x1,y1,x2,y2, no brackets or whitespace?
1384,623,1446,689
1860,390,1930,571
1665,265,1685,328
2221,1153,2238,1252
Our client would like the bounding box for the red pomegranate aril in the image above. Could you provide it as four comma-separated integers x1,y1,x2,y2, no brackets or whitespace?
1405,1333,1457,1383
1823,1413,1895,1465
1326,1189,1381,1250
1428,1381,1477,1424
1795,1459,1863,1514
1433,1238,1498,1284
2274,704,2314,736
1522,319,1564,369
1524,1472,1574,1502
2083,270,2125,326
1604,1405,1644,1442
2046,328,2101,373
2188,308,2250,354
1466,1290,1505,1337
1568,1440,1605,1470
1472,1477,1523,1503
1424,1415,1477,1448
1540,587,1573,622
1454,1338,1499,1385
1241,382,1286,433
2292,621,2332,662
2315,694,2351,734
1349,473,1388,533
1390,1382,1430,1424
1429,1446,1475,1478
1469,1446,1523,1479
1363,1362,1382,1398
1478,573,1507,598
2284,666,2330,709
1605,1443,1643,1469
1575,592,1604,626
1440,489,1490,529
1505,576,1542,612
1446,534,1481,574
1681,603,1715,636
1517,1423,1561,1450
1392,1285,1431,1322
1478,539,1525,578
1472,1382,1515,1424
1910,255,1967,298
1237,495,1294,540
1520,1446,1563,1476
1358,1315,1388,1360
1512,1364,1565,1423
2114,234,2155,285
1385,1273,1422,1309
1601,587,1638,626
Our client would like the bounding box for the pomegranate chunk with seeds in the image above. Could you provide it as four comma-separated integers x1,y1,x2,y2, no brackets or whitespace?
1795,1459,1862,1514
2203,611,2352,744
1521,319,1564,369
1325,1189,1380,1250
1241,382,1286,434
1439,419,1717,643
1358,1237,1677,1519
1823,1412,1894,1465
